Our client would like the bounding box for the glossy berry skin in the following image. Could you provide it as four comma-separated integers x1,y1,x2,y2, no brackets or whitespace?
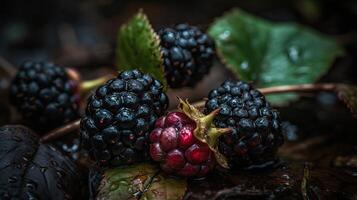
150,112,215,177
81,70,169,167
9,61,79,132
159,24,215,88
205,80,284,169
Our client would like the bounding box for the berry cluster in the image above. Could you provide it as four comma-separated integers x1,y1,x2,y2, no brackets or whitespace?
159,24,215,88
10,61,79,132
81,70,169,166
6,23,284,185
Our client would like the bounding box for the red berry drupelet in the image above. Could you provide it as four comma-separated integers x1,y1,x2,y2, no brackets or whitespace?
205,80,284,169
150,99,230,177
9,61,80,132
159,24,215,88
81,70,169,167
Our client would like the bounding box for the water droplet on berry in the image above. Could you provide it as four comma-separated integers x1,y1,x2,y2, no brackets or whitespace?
8,176,18,183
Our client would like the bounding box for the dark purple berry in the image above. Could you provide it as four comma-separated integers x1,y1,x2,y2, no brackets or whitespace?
80,70,169,167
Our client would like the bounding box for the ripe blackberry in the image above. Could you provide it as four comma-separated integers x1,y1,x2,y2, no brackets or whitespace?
205,80,284,169
150,99,230,177
81,70,169,166
9,61,80,132
159,23,215,88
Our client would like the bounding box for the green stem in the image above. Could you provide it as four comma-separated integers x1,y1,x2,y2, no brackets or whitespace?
80,74,114,95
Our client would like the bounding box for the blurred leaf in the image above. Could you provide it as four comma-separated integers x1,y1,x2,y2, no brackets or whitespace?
208,9,344,105
96,163,187,200
116,10,167,88
336,84,357,119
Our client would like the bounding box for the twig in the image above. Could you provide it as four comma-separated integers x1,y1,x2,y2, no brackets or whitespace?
258,83,336,95
40,119,80,143
39,83,339,143
192,83,337,109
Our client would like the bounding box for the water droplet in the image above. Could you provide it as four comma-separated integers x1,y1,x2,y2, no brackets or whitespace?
22,156,29,162
240,61,249,71
219,30,231,41
8,176,18,183
71,144,79,151
12,135,22,142
40,167,47,173
282,174,290,180
57,182,63,190
287,46,301,64
50,160,58,167
26,181,38,190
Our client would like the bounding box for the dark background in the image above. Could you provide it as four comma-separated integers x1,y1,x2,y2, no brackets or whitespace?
1,0,356,75
1,1,357,199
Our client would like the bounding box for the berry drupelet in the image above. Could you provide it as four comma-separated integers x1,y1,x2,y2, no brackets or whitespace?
159,24,215,88
205,80,284,169
150,99,230,177
81,70,169,167
9,61,80,132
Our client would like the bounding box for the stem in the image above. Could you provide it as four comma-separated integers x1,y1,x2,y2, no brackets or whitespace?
192,83,337,108
80,74,114,95
40,119,80,143
40,83,338,143
258,83,336,95
66,68,115,95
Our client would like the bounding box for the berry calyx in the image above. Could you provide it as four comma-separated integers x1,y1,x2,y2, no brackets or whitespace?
149,99,230,177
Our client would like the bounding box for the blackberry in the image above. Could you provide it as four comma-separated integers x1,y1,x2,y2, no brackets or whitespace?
205,80,284,169
81,70,169,166
159,23,215,88
9,61,80,132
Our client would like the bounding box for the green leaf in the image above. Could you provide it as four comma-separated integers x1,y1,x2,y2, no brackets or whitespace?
208,9,344,105
116,10,166,88
96,163,187,200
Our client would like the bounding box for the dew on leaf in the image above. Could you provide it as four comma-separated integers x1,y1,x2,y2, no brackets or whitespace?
240,61,249,71
219,30,231,41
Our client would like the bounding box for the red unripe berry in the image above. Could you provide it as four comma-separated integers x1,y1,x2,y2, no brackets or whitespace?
149,112,215,177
